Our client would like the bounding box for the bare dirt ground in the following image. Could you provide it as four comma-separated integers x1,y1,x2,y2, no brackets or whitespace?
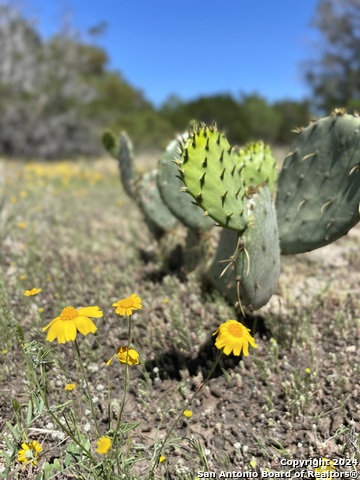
0,153,359,479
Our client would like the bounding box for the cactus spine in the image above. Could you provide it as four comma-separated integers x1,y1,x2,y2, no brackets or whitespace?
276,109,360,254
157,136,214,232
178,125,280,311
234,187,280,311
178,125,249,231
107,108,360,314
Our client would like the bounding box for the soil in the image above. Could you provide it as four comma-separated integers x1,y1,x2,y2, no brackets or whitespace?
0,158,359,479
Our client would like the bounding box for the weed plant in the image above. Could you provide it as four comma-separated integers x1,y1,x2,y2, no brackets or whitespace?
0,159,358,479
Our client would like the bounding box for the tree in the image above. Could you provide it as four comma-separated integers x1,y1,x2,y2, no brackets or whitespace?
305,0,360,112
160,94,248,144
273,100,311,144
0,3,173,158
239,94,282,144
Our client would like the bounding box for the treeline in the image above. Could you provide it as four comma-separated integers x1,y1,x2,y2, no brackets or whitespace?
159,94,311,147
0,3,313,160
0,3,171,158
1,0,358,159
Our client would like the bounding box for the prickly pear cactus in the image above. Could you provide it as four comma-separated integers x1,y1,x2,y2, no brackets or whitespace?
102,130,119,159
137,169,178,237
178,125,249,231
203,228,239,303
157,136,214,232
238,141,278,195
276,109,360,254
103,130,136,199
118,131,136,199
235,187,280,310
204,188,280,311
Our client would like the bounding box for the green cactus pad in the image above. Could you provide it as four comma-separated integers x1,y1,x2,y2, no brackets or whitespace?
204,228,239,303
276,110,360,254
137,169,178,236
204,188,280,311
118,132,136,199
235,187,280,310
179,125,248,231
102,130,136,199
238,141,278,195
102,130,118,159
157,136,214,232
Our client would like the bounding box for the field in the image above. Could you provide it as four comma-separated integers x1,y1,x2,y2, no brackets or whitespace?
0,152,359,479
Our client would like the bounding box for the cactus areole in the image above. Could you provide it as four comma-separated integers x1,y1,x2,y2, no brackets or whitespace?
178,125,249,231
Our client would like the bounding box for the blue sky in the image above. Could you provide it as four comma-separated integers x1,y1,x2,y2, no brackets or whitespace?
23,0,320,107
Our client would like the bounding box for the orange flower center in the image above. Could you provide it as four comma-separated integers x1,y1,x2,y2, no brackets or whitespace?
119,298,134,308
60,306,79,321
227,323,243,337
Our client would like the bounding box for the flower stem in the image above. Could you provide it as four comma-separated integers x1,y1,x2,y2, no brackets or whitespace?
74,339,100,437
113,313,133,439
36,358,98,464
147,350,223,479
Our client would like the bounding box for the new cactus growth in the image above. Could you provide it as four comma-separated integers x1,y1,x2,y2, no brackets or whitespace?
238,141,278,195
107,108,359,315
157,137,214,232
276,109,360,254
102,130,119,159
178,124,249,231
178,125,281,311
103,130,136,199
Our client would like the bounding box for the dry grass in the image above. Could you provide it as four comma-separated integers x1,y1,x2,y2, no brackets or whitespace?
0,156,359,479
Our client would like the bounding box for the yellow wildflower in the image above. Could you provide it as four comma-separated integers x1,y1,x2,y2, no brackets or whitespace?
17,440,43,466
106,346,140,366
42,306,102,344
213,319,258,356
64,383,76,391
96,436,112,455
183,409,193,418
112,294,142,316
159,455,166,463
24,288,42,297
314,458,336,476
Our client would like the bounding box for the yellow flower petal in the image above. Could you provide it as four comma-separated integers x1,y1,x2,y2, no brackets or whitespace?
116,346,139,365
96,436,112,455
314,458,336,473
112,294,142,316
42,317,59,332
105,356,115,366
46,318,77,343
64,383,76,391
24,288,42,297
77,306,103,318
213,319,257,357
107,346,140,366
42,305,101,344
17,440,43,466
74,316,98,335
